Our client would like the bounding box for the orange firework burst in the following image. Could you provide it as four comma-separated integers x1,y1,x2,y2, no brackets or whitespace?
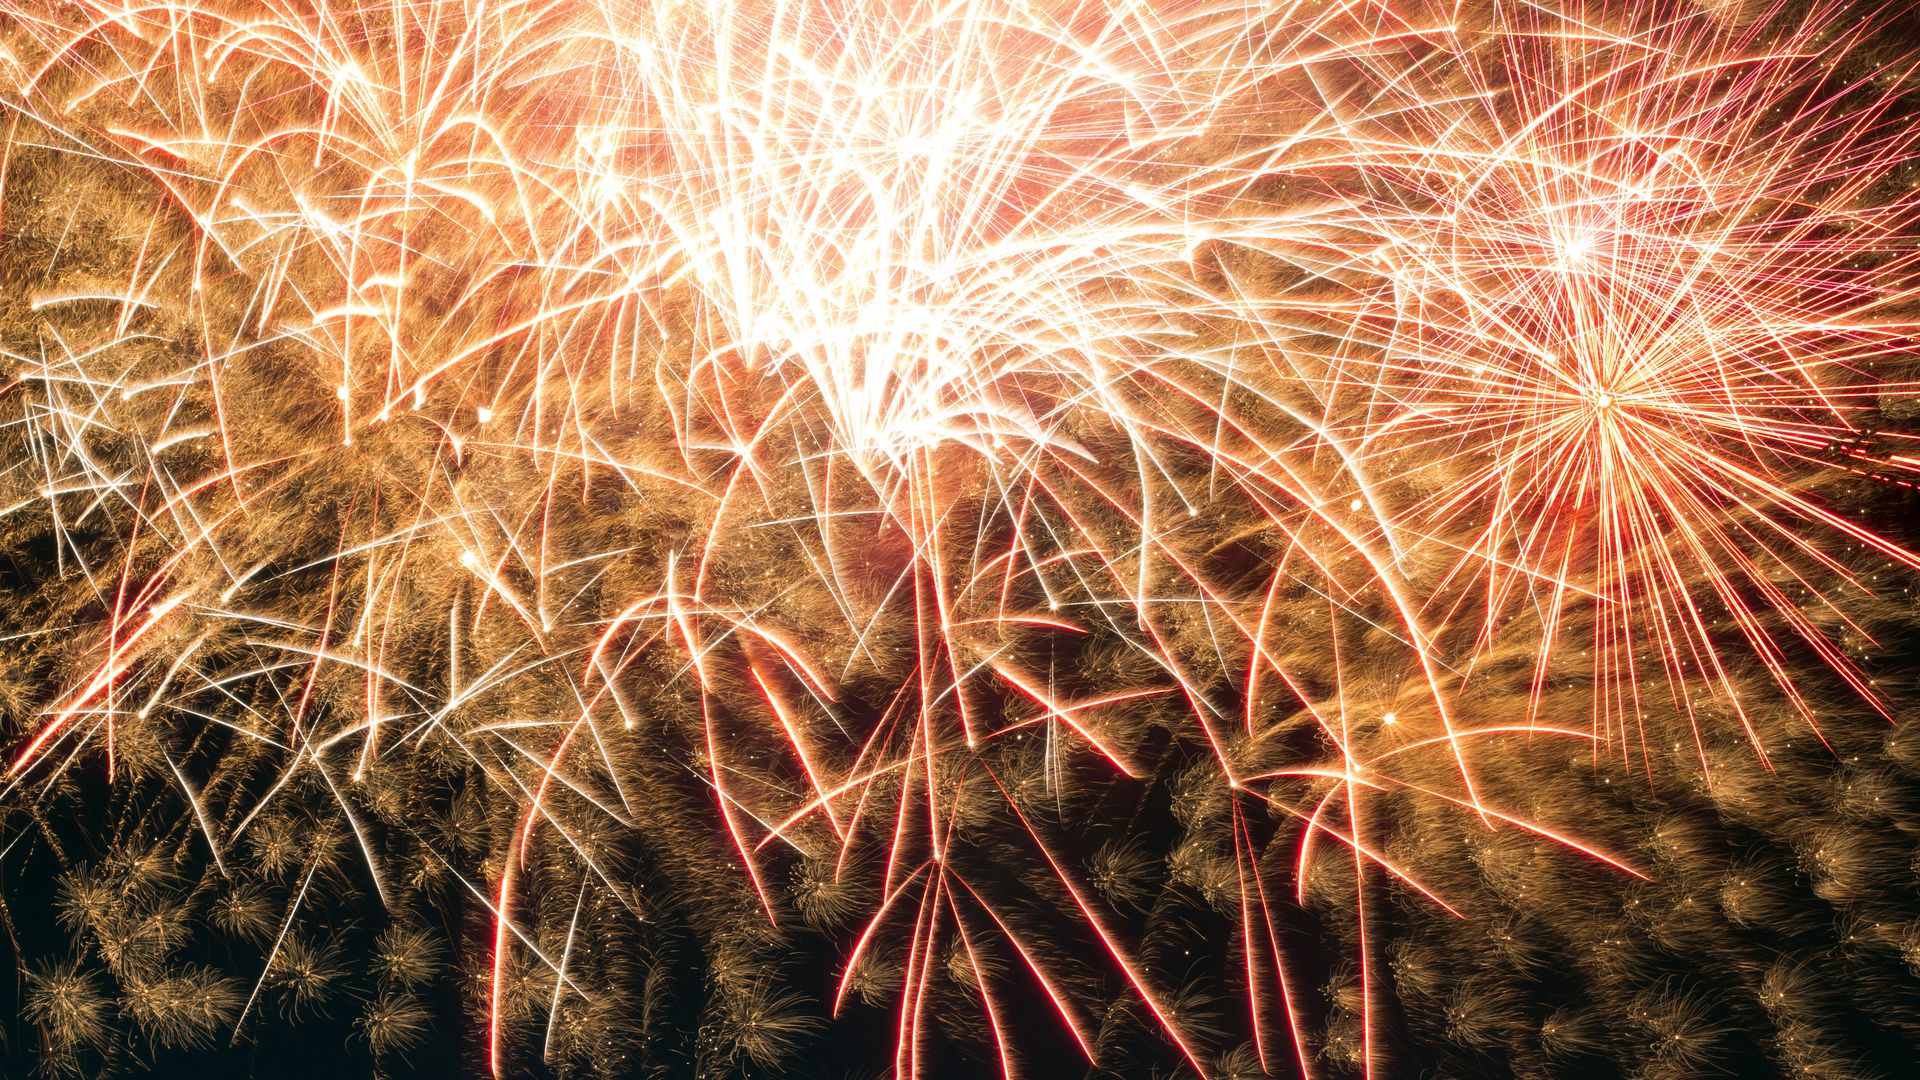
1346,2,1920,763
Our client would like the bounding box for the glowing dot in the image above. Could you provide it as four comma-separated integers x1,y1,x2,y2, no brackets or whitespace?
460,551,479,569
337,385,350,400
1349,498,1363,512
1382,711,1397,725
476,406,494,424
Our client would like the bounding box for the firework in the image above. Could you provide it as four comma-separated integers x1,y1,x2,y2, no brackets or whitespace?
0,0,1916,1077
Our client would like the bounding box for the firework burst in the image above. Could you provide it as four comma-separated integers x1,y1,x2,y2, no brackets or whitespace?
0,0,1916,1077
